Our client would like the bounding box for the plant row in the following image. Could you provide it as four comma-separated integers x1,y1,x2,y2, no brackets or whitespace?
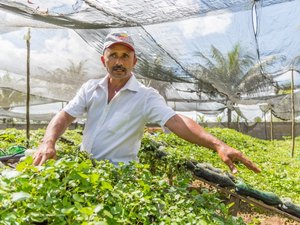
0,128,245,225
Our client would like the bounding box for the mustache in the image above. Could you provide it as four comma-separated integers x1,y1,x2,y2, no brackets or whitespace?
112,65,126,71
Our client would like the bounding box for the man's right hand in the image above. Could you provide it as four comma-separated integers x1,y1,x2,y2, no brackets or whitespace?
33,142,57,166
32,111,75,166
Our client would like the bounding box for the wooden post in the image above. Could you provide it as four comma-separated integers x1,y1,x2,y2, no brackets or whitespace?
227,108,232,128
25,28,31,148
270,108,273,141
291,69,295,157
229,195,240,216
264,111,268,140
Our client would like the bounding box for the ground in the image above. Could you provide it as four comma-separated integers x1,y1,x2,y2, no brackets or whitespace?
237,201,300,225
191,180,300,225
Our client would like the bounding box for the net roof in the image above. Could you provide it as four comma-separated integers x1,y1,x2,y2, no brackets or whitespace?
0,0,300,122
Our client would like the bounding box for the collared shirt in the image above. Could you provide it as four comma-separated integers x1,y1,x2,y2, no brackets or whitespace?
63,74,176,163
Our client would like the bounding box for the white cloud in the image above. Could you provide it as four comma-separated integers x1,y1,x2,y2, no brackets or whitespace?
180,12,232,38
0,33,27,75
0,28,102,77
30,29,102,74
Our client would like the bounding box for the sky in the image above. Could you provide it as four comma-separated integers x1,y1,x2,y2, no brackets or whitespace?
0,27,101,76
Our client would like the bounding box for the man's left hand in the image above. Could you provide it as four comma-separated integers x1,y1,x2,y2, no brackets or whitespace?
216,144,261,174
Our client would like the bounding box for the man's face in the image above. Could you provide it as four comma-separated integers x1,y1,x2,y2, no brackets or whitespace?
101,44,137,80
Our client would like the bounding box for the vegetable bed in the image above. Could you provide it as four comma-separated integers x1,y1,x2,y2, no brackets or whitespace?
0,128,300,224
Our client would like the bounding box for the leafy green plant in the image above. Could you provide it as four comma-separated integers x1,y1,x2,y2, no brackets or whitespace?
1,127,300,224
0,151,244,224
0,128,246,224
142,128,300,204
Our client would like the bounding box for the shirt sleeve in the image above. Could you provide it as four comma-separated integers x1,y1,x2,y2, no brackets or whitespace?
144,88,176,127
63,81,89,118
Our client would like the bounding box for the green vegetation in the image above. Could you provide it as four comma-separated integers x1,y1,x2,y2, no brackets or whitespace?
144,128,300,204
0,129,244,225
0,128,300,224
1,155,245,224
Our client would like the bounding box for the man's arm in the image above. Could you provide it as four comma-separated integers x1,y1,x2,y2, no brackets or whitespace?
165,114,261,174
33,110,76,166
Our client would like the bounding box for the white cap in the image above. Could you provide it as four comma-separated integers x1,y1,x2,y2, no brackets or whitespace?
103,31,135,53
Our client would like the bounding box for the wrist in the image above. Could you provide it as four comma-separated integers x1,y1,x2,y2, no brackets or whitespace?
212,140,224,153
40,138,56,147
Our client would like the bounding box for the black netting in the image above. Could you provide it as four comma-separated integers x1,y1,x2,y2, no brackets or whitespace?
0,0,299,121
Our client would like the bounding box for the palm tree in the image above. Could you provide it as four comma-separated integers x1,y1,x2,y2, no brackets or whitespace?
137,57,177,99
137,57,181,83
35,60,89,86
0,89,23,109
193,44,276,126
0,72,25,109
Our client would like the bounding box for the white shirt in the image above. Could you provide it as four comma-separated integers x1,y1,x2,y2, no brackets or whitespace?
63,74,176,164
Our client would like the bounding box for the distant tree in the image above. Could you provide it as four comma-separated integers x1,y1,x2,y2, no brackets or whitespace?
138,57,180,83
35,60,89,86
0,72,26,109
0,89,25,109
51,60,89,86
194,44,276,126
140,78,170,100
254,117,262,123
216,115,224,123
138,57,177,100
197,114,207,124
0,71,11,83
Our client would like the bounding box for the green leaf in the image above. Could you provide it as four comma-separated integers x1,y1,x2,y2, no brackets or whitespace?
62,207,75,215
94,222,108,225
78,172,89,179
15,157,34,171
101,181,113,190
103,210,113,218
11,191,30,202
73,193,84,202
29,212,47,223
94,204,104,213
79,207,94,216
1,169,21,179
90,173,100,184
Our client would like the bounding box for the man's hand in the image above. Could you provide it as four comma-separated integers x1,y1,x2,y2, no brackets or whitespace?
165,114,261,174
216,144,261,174
32,110,75,166
33,142,57,166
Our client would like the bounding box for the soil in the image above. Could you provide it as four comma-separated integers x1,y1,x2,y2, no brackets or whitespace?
190,180,300,225
237,200,300,225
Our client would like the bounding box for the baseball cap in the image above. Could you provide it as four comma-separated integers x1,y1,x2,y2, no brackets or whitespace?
103,31,135,53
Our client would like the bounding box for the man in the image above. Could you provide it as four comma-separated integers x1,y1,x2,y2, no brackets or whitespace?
33,31,260,174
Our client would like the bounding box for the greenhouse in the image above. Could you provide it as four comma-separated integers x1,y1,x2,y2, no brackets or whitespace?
0,0,300,224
